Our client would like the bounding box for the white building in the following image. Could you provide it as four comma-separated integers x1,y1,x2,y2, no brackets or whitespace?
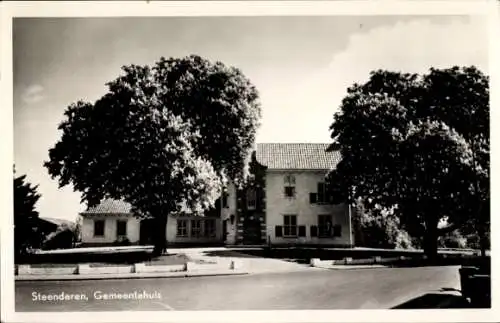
236,143,353,246
80,199,226,247
80,143,353,247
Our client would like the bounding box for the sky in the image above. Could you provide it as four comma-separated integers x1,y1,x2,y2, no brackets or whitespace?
13,15,489,222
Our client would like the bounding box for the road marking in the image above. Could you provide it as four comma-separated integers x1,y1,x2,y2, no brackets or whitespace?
153,301,175,311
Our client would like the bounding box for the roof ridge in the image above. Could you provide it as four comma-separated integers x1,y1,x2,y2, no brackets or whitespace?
256,142,331,144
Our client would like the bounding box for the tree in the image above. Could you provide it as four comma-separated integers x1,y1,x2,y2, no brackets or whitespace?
14,168,42,257
44,55,261,256
327,66,489,259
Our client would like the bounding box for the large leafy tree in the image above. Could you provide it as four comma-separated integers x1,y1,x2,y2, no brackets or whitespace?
327,66,489,259
44,55,261,255
14,168,42,257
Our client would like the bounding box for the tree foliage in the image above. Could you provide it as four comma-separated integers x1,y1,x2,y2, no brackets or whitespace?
44,55,261,254
14,168,42,257
327,66,489,258
352,200,416,250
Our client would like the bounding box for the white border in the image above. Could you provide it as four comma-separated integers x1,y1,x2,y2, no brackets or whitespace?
1,1,499,322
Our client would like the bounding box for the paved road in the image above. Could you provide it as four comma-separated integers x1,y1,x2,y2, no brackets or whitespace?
16,266,463,311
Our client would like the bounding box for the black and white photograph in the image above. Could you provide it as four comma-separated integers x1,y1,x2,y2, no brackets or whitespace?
1,1,497,322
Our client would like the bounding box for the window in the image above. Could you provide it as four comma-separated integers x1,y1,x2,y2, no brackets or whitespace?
177,219,188,237
94,220,105,237
222,192,229,208
318,215,333,238
283,215,297,237
284,174,296,198
116,220,127,237
191,219,202,238
204,219,216,238
247,188,256,210
317,182,328,203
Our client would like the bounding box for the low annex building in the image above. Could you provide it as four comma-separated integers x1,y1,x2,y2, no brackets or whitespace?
79,143,353,247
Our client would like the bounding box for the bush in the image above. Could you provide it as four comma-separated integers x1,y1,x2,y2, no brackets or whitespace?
438,230,468,249
394,230,415,249
353,203,415,250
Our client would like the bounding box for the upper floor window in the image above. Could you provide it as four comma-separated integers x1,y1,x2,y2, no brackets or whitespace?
222,192,229,208
247,188,257,210
317,182,327,203
284,174,296,198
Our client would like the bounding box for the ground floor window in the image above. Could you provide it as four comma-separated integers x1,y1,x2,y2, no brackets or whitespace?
204,219,216,238
116,220,127,237
191,219,202,238
283,215,297,237
94,220,105,237
176,219,188,237
318,214,333,237
176,218,219,239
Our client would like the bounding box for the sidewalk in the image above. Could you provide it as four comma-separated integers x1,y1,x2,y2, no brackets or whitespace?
173,247,326,274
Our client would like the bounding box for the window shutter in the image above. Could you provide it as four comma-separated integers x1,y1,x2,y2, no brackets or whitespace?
310,225,318,237
309,193,317,204
275,225,283,237
333,224,342,237
298,225,306,237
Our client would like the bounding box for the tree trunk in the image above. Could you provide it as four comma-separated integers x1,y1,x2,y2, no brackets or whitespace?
478,202,488,258
478,222,488,258
423,223,438,261
152,216,168,257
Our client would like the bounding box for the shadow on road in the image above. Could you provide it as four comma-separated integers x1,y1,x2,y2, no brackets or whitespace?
392,293,471,309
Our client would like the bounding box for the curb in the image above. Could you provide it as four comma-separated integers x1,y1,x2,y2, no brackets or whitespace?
15,269,249,281
310,256,403,268
327,264,388,270
15,260,244,281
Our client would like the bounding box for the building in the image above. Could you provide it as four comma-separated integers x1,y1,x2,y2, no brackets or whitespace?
80,143,353,247
79,199,225,247
235,143,353,247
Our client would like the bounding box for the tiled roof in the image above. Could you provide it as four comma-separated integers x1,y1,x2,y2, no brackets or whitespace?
81,199,132,215
256,143,341,170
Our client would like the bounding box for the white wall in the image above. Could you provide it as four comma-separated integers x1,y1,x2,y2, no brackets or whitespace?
81,214,140,244
265,170,352,245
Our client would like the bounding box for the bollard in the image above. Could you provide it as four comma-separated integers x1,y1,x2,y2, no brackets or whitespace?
230,260,242,270
18,265,31,275
184,262,195,271
77,264,91,275
134,263,146,273
310,258,322,267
